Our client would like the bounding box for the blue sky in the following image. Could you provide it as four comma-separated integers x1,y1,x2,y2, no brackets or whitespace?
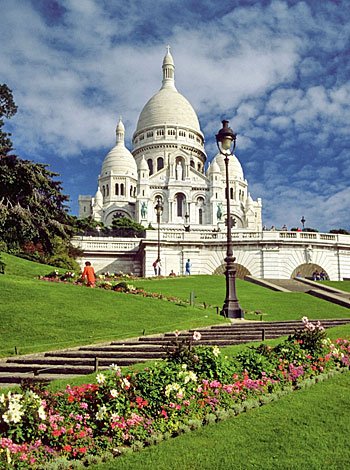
1,0,349,231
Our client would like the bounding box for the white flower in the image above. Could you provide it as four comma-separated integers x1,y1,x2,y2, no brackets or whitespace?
174,330,180,337
96,373,106,384
193,331,201,341
212,346,221,357
37,405,46,420
301,316,309,324
0,394,5,404
110,389,119,398
181,364,187,370
109,363,121,374
122,378,130,388
96,405,107,420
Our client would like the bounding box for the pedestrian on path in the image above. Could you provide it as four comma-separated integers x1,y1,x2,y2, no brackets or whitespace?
185,259,191,275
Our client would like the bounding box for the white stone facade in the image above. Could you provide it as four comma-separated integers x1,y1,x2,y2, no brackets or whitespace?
73,230,350,281
78,48,262,232
76,48,350,281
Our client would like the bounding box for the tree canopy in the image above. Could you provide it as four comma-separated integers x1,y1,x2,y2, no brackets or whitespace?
0,84,72,257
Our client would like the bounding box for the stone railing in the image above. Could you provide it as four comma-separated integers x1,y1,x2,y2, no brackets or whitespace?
73,231,350,252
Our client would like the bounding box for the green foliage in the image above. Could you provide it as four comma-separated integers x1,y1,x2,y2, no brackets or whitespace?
235,347,277,379
288,317,328,357
329,228,350,235
110,216,145,237
0,155,72,255
0,256,5,274
0,83,17,156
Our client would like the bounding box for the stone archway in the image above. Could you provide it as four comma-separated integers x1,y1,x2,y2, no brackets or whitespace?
291,263,329,279
213,263,251,279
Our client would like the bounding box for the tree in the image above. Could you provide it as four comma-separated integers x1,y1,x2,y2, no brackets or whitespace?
329,229,350,235
0,84,17,157
0,156,72,254
110,216,145,237
0,84,72,257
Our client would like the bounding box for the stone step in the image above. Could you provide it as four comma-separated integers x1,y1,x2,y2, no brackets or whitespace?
1,318,349,387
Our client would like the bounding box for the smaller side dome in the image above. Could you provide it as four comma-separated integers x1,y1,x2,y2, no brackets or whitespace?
94,187,103,206
212,152,244,180
101,118,137,177
208,159,220,175
138,155,149,171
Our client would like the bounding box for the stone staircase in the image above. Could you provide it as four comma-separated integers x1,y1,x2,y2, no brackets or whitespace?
265,279,311,292
1,318,350,388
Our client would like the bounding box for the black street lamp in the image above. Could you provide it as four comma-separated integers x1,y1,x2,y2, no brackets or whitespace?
184,212,190,232
216,120,244,319
301,216,306,230
155,196,163,272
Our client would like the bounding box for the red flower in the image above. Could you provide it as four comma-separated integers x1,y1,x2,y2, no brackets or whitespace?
63,445,72,453
78,447,87,454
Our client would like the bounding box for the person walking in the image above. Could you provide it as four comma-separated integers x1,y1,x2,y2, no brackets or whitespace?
82,261,96,287
185,259,192,275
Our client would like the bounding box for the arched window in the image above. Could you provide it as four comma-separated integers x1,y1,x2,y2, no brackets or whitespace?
134,187,136,197
130,185,133,197
197,163,201,171
147,159,153,175
157,157,164,171
106,184,109,196
121,183,125,196
115,183,119,196
190,160,195,168
102,185,105,197
176,194,185,217
230,188,234,199
199,208,203,225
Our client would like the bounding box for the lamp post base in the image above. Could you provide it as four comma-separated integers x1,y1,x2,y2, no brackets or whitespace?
220,258,244,319
220,302,244,319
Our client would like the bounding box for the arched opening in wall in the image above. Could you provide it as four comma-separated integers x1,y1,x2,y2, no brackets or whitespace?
102,185,105,197
130,185,133,197
157,157,164,171
197,163,201,172
120,183,125,196
190,160,195,168
147,159,153,175
291,264,329,280
176,193,185,217
196,196,204,224
213,263,251,279
106,185,109,196
230,188,234,199
115,184,119,196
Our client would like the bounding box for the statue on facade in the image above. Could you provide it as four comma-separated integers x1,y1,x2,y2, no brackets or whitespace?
141,202,147,218
176,162,183,181
217,203,223,221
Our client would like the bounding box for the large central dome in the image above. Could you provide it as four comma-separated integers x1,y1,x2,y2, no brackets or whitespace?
134,47,201,134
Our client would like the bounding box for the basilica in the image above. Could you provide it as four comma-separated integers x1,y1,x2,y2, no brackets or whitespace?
78,47,262,232
75,48,350,281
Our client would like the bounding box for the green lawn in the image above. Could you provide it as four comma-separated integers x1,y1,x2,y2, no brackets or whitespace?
1,253,349,357
90,371,350,470
321,280,350,293
134,275,350,321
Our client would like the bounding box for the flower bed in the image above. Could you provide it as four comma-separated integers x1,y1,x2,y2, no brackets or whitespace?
38,272,185,305
1,318,349,469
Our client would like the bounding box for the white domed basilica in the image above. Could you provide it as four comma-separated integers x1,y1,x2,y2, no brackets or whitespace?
79,47,262,232
76,48,350,281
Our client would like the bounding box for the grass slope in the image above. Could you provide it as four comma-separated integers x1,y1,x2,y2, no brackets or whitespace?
1,253,349,357
134,275,350,321
91,371,350,470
